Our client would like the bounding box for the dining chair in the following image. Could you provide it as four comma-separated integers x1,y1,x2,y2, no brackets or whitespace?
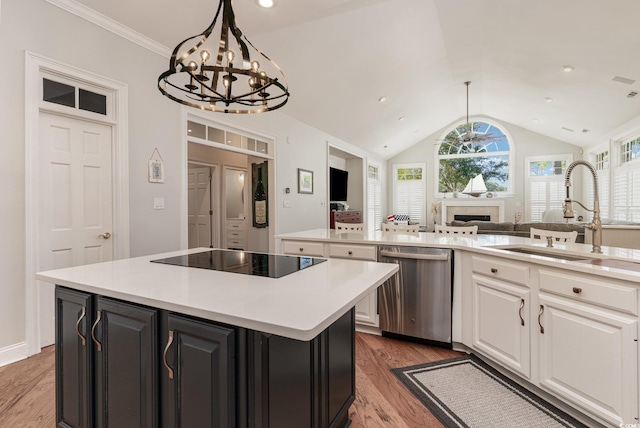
381,223,420,236
529,227,578,243
334,222,365,234
435,224,479,235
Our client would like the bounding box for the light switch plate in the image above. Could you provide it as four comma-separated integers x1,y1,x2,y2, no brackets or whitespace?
154,197,165,209
283,200,291,208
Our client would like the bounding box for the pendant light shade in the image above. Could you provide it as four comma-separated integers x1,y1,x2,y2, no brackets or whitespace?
158,0,289,114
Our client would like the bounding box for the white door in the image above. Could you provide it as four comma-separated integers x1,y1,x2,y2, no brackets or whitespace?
38,112,113,347
188,165,218,248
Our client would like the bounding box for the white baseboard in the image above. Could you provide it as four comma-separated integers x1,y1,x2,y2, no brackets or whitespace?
0,342,29,367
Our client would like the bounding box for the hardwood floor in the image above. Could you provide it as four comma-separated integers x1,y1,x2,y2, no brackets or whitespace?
0,345,56,427
0,334,460,427
349,333,462,428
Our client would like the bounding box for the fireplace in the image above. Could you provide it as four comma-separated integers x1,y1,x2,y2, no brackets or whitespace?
454,214,491,222
440,199,504,224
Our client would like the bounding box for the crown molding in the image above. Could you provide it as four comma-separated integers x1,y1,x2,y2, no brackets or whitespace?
45,0,171,58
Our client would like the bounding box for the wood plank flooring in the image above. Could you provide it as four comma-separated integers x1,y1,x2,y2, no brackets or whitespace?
0,334,460,427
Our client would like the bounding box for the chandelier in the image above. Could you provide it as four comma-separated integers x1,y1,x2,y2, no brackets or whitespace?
158,0,289,114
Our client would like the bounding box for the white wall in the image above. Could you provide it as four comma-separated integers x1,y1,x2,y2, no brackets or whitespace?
386,116,584,228
0,0,385,356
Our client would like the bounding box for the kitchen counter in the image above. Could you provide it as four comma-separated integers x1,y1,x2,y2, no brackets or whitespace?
36,247,398,341
278,229,640,426
276,229,640,283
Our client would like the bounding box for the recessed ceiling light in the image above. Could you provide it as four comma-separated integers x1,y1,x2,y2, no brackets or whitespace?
258,0,274,7
545,97,554,103
378,96,387,103
398,116,405,121
562,65,574,72
188,129,192,133
532,118,539,123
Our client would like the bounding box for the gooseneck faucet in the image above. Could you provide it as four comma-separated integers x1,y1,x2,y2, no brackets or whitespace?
563,160,602,254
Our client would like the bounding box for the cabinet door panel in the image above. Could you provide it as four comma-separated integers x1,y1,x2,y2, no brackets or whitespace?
539,294,638,426
94,297,158,428
162,315,235,428
55,287,93,428
472,275,530,378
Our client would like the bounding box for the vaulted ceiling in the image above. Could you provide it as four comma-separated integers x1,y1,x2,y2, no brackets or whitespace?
71,0,640,159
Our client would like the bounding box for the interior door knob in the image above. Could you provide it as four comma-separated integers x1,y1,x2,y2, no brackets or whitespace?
98,232,112,239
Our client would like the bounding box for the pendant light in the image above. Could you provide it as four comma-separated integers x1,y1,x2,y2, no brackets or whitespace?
158,0,289,114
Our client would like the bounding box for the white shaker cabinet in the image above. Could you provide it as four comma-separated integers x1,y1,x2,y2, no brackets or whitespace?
537,269,638,426
471,256,531,378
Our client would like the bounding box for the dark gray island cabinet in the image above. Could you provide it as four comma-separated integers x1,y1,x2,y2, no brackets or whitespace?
56,286,355,428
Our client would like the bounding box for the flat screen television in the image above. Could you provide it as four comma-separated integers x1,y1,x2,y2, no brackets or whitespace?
330,167,348,201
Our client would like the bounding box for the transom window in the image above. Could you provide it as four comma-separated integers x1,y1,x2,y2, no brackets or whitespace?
621,137,640,164
437,121,511,195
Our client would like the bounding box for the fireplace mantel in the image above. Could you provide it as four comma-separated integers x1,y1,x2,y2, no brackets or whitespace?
440,199,505,224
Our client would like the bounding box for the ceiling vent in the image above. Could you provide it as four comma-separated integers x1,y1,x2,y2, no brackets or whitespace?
561,127,574,132
627,91,638,98
613,76,636,85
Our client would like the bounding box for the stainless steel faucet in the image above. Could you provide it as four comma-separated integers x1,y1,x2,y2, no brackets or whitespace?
563,160,602,254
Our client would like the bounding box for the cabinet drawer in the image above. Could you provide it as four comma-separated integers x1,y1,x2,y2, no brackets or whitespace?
227,230,244,239
227,221,245,231
329,244,376,261
539,269,638,315
472,256,530,286
282,241,325,257
227,238,245,249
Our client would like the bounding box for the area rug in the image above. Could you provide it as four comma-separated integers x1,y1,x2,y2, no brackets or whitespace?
392,355,589,428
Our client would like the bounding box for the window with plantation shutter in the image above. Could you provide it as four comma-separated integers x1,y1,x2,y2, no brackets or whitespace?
367,164,382,234
588,149,610,221
393,163,425,225
525,155,572,222
614,166,640,221
613,136,640,222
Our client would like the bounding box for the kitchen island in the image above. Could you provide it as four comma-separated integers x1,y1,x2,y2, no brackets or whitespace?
277,229,640,427
37,248,398,428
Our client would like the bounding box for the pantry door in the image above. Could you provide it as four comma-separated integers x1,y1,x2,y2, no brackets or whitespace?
38,112,114,347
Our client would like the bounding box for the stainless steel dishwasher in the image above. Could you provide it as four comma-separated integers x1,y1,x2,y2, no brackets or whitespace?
378,245,453,347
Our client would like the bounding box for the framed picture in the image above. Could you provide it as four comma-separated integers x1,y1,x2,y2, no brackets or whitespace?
149,159,164,183
298,168,313,194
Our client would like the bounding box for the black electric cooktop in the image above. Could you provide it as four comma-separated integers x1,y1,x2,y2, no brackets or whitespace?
150,249,326,279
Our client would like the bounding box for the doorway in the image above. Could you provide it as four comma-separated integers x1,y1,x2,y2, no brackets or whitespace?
188,163,219,248
38,112,114,346
25,52,129,355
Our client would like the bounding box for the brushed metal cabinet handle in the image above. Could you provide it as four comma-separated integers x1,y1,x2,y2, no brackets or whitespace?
91,310,103,351
538,305,545,334
163,330,175,380
519,299,525,326
75,306,87,346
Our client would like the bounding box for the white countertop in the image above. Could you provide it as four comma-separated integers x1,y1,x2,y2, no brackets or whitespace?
277,229,640,283
36,248,398,341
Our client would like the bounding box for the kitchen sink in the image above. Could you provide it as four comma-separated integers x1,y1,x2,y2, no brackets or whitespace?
489,246,595,261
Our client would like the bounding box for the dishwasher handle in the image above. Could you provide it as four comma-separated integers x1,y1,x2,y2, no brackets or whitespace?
379,250,449,261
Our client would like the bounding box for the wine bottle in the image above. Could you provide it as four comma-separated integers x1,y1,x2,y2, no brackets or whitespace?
254,166,267,227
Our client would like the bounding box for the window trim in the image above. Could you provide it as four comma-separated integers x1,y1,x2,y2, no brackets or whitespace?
524,153,573,222
393,162,426,225
367,161,382,233
434,117,515,198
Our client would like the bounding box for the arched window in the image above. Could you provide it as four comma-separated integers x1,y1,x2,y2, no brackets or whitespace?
436,120,512,196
